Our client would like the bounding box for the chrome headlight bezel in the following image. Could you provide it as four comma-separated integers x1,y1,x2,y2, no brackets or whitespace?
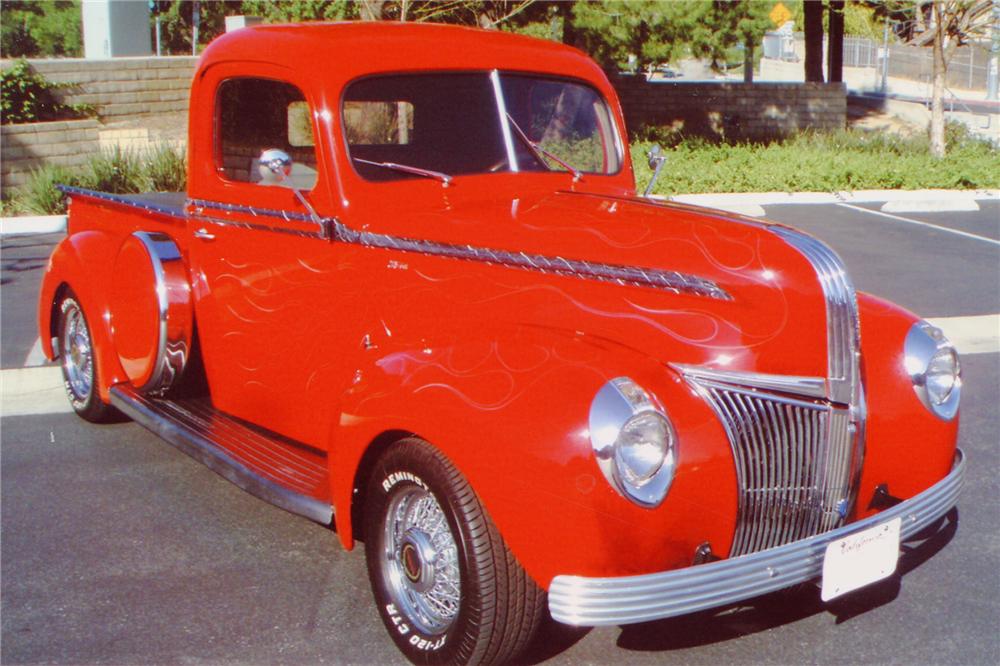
589,377,677,508
904,321,961,421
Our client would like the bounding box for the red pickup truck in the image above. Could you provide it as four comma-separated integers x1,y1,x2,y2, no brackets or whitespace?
39,22,963,665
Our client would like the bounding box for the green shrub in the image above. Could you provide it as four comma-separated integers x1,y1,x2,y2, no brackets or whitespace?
81,146,147,194
143,143,187,192
9,144,188,215
633,127,1000,195
1,58,93,124
11,163,82,215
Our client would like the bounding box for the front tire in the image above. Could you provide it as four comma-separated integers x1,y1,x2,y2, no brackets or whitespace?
58,294,113,422
364,438,544,665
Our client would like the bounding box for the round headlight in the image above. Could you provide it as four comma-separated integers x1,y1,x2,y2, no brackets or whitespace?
926,347,959,405
589,377,677,508
615,411,671,485
904,321,961,420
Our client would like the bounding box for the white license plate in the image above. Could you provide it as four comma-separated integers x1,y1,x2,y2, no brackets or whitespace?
821,517,901,602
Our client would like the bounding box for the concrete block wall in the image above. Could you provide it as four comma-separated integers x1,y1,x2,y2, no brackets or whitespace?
614,79,847,140
1,120,101,189
9,56,198,118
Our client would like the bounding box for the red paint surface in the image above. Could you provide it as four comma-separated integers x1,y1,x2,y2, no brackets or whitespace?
38,23,959,589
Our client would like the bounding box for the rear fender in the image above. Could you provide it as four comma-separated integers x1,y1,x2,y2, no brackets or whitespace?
39,230,129,402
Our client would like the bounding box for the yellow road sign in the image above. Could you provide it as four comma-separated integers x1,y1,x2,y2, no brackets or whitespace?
770,2,792,27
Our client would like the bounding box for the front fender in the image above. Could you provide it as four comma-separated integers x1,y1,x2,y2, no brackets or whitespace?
854,293,959,518
38,230,129,402
330,325,737,588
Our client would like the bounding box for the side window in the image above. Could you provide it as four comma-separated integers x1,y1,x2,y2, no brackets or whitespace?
216,78,318,190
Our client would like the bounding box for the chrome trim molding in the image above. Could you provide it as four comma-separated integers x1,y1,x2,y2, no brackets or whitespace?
549,450,964,627
58,186,729,299
110,385,334,524
56,185,187,219
772,227,861,406
328,220,731,300
490,69,519,173
128,232,191,396
672,365,828,399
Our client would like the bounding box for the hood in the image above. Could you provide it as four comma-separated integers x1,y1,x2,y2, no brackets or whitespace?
348,189,833,379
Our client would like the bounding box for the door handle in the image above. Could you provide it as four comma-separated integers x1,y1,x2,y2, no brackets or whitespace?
193,228,216,241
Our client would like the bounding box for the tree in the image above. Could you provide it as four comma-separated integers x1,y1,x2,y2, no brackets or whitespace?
871,0,993,157
570,1,703,74
803,0,825,80
240,0,358,23
689,1,773,82
0,0,82,58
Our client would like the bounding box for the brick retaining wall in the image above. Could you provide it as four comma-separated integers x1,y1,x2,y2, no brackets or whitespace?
614,78,847,140
1,119,101,189
3,56,198,118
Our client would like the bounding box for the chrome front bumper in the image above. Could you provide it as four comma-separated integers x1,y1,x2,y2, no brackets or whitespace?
548,450,965,627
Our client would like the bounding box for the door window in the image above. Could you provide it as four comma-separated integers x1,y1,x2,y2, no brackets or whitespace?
216,78,318,190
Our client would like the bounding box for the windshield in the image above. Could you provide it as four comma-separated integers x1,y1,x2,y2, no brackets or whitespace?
343,72,621,183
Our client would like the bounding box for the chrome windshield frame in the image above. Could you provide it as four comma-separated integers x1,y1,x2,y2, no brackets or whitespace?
490,69,519,173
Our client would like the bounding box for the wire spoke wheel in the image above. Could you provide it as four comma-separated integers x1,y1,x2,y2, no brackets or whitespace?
58,293,112,422
381,485,461,635
364,438,544,664
61,300,94,403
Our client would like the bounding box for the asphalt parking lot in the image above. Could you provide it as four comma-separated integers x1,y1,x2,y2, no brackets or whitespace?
2,199,998,665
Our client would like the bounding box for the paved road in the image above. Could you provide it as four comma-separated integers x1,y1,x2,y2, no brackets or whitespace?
2,202,998,665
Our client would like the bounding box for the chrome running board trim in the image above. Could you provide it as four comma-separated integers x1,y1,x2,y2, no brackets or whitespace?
549,450,964,627
110,384,333,525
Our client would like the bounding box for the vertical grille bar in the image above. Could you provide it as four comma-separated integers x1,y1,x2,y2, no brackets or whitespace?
688,377,856,557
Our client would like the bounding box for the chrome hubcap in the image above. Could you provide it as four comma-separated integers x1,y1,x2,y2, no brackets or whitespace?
61,303,93,402
380,485,461,635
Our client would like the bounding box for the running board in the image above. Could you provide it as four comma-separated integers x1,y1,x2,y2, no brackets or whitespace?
110,385,333,525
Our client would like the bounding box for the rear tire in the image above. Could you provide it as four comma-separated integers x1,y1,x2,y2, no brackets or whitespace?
364,438,544,665
58,293,113,423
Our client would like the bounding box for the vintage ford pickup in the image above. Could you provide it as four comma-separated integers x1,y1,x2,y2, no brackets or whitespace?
39,22,963,665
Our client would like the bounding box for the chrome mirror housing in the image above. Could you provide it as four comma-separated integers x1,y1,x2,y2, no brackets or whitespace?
258,148,293,185
643,144,667,197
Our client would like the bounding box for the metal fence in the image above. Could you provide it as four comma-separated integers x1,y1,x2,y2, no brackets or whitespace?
842,36,991,91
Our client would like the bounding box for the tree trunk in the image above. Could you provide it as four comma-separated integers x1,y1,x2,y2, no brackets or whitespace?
827,1,845,83
804,0,825,82
744,38,754,83
930,0,947,158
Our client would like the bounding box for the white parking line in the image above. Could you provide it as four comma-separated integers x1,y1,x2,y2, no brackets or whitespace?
1,366,72,417
927,314,1000,356
837,203,1000,246
23,337,47,367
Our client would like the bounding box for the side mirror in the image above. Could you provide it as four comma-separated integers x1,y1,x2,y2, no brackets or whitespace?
644,144,668,197
258,148,293,185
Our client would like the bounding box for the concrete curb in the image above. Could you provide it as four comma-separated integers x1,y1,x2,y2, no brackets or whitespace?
667,189,999,218
0,215,67,236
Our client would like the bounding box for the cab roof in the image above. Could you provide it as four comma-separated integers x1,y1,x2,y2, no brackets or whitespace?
197,21,609,85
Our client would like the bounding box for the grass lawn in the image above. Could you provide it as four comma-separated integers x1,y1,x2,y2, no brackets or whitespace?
631,126,1000,197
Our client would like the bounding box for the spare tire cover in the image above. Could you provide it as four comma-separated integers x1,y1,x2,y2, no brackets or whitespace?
109,231,192,394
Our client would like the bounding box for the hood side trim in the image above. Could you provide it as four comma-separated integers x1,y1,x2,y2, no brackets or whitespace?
330,220,731,300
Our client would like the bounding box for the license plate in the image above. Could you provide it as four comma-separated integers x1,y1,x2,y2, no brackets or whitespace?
821,517,901,602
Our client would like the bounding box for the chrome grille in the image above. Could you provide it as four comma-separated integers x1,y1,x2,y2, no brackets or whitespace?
690,377,857,556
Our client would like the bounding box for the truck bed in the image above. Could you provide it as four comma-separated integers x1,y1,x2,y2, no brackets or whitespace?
57,185,188,220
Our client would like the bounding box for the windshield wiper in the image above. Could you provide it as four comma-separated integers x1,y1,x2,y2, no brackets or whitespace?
505,113,582,183
353,158,452,187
